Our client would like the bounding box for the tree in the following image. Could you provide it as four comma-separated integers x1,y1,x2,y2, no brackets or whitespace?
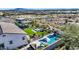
59,23,79,50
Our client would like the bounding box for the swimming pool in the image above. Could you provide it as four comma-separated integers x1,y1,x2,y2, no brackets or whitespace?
39,34,58,45
27,33,60,50
47,34,58,45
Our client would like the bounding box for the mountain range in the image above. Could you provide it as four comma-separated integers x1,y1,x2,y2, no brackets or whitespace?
1,8,79,11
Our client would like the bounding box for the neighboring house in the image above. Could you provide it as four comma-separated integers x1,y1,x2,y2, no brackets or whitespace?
16,18,32,23
0,22,29,50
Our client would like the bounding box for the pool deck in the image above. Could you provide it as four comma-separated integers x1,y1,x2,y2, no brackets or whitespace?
44,39,61,50
21,33,61,50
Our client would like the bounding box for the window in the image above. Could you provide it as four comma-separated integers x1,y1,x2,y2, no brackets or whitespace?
0,43,4,49
3,35,6,37
22,36,25,40
9,41,13,44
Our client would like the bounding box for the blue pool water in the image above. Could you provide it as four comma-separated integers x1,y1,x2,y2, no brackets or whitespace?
47,35,58,45
39,34,59,46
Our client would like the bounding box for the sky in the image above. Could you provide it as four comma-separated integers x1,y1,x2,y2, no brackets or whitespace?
0,8,15,10
0,0,79,9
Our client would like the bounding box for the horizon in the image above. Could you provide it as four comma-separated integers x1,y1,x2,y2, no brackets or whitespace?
0,8,79,10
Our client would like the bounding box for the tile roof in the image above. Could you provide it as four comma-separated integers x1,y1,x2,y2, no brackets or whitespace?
0,22,26,34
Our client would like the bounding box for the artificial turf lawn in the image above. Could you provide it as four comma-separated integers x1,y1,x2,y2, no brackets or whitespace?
24,28,36,36
24,28,48,37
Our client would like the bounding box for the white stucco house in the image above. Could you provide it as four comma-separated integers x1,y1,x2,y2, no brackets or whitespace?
0,22,29,50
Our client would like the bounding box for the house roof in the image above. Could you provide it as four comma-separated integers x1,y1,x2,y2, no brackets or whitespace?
16,18,25,21
0,17,15,23
0,22,26,34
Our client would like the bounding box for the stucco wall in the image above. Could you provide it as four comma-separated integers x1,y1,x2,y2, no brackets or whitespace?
44,39,61,50
0,33,29,49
